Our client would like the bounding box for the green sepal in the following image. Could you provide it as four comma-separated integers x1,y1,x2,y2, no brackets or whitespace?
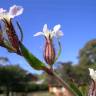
20,42,46,70
55,39,62,62
16,21,23,42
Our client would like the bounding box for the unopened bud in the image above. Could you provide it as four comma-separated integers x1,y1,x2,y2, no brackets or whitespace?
44,37,55,65
4,19,21,54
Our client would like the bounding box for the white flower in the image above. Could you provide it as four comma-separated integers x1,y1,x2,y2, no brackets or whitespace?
89,68,96,80
34,24,63,39
9,5,23,18
0,5,23,21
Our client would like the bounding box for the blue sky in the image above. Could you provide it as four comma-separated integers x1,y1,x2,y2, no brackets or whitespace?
0,0,96,74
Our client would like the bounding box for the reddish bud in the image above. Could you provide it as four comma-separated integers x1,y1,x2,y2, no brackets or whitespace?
44,37,56,65
3,19,21,54
0,25,4,45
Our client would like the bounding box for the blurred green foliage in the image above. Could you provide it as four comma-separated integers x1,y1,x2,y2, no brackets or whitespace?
0,58,48,96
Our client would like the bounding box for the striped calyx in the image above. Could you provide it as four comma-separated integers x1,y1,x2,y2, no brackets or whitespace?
0,27,3,45
44,37,55,65
4,19,21,54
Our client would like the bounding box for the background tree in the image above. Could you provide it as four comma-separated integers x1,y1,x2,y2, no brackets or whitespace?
0,57,10,66
0,57,38,96
0,65,28,96
79,39,96,66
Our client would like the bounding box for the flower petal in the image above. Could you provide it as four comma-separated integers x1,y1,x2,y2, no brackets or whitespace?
89,68,96,80
56,30,64,37
0,8,6,13
43,24,48,32
0,8,7,20
53,24,61,32
50,31,55,38
89,68,94,76
34,32,44,36
9,5,23,18
43,24,50,38
52,30,64,38
53,24,64,38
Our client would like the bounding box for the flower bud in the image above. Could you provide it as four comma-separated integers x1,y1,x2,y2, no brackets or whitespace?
44,37,56,65
5,19,21,54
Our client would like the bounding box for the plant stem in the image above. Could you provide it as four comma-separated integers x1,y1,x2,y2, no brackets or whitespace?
51,71,77,96
45,68,78,96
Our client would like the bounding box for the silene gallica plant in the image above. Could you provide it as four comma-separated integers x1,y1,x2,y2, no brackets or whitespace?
0,5,95,96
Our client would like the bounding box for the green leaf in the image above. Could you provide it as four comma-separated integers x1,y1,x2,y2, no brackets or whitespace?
70,83,83,96
79,86,88,96
20,42,46,70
